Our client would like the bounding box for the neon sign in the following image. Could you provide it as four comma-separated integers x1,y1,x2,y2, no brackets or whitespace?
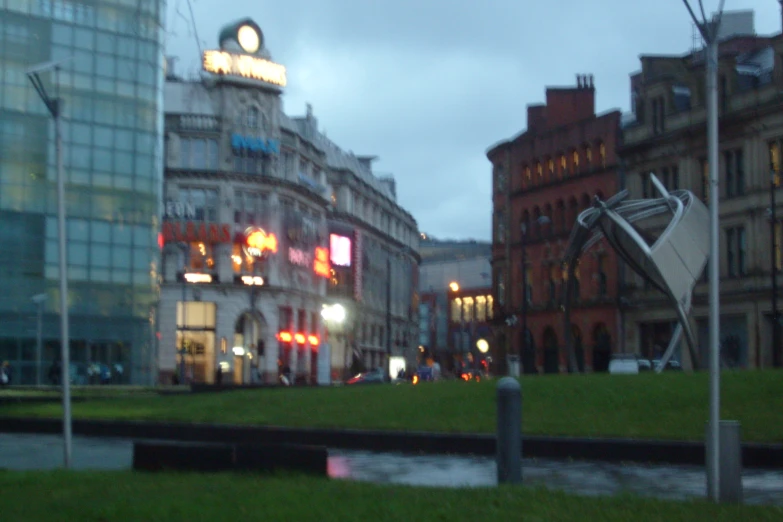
314,247,330,277
231,134,280,155
289,247,312,267
162,222,231,244
329,234,352,267
202,50,287,87
243,227,278,258
184,273,213,284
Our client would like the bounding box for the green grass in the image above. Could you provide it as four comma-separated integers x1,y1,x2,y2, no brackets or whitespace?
2,371,783,442
0,471,779,522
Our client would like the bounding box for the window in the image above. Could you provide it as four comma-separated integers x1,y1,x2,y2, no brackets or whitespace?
547,157,555,181
475,296,487,322
462,297,474,322
451,298,462,322
535,162,543,183
487,295,494,319
559,154,567,177
234,190,268,226
247,107,259,128
179,187,219,221
724,148,744,198
726,226,747,277
671,166,680,190
769,141,781,178
597,255,607,296
548,265,559,303
496,270,506,305
495,211,506,244
495,165,507,192
584,145,592,169
180,138,219,170
599,142,606,168
523,165,531,185
185,241,216,273
572,149,579,172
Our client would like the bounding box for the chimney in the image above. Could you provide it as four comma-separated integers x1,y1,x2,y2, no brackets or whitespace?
527,104,547,131
576,74,583,88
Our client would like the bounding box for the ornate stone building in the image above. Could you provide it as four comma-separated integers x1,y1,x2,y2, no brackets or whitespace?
159,19,419,384
621,27,783,368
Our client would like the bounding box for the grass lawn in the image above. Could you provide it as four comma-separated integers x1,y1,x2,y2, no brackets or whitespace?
0,471,780,522
2,370,782,442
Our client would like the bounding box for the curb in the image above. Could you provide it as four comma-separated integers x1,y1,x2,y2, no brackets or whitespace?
0,417,781,469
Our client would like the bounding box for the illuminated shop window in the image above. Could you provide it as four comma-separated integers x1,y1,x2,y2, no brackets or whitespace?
451,298,462,322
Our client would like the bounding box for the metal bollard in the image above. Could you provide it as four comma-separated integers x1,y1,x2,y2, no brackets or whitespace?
496,376,522,484
705,420,743,503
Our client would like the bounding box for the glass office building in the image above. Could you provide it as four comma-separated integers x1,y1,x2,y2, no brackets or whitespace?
0,0,166,384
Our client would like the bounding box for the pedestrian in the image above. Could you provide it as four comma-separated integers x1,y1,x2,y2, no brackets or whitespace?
0,361,9,386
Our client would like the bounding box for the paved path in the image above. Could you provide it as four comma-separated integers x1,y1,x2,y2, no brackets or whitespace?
2,434,782,505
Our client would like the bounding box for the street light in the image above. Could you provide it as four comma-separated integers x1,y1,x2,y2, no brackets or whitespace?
31,294,47,386
519,215,550,374
449,281,460,292
27,58,73,469
681,0,725,503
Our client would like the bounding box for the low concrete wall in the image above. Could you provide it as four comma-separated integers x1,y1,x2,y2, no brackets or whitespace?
1,417,781,469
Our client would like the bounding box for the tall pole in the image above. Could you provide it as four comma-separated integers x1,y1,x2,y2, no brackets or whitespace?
772,170,780,367
180,255,187,384
705,19,721,504
386,256,392,380
520,226,528,370
36,300,43,386
54,67,72,469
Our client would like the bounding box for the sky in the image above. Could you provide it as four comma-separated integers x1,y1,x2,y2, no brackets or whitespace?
164,0,782,242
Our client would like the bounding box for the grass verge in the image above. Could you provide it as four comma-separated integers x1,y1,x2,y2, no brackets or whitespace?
2,370,782,442
0,471,780,522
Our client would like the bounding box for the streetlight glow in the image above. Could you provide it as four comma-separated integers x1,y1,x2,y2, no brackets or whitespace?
449,282,460,292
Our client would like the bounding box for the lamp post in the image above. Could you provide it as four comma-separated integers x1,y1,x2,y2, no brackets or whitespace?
31,294,47,386
519,215,551,372
27,58,73,469
681,0,724,503
176,242,189,384
448,281,464,364
771,170,781,367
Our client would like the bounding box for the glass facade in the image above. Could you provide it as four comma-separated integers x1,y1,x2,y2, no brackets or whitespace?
0,0,166,384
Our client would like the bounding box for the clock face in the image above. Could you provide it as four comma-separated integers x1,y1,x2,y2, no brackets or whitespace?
237,24,260,53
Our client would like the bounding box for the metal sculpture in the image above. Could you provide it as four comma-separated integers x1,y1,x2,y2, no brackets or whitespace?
562,174,710,373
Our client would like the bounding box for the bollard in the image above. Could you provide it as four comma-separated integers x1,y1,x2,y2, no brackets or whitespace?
705,420,743,503
496,376,522,484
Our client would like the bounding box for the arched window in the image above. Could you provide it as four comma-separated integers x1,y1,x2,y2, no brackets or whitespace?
584,145,592,169
559,154,567,178
247,107,259,128
523,165,531,186
535,162,543,183
572,149,579,173
547,157,555,180
599,141,606,167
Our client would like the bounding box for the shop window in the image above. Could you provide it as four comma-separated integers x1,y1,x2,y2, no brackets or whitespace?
176,301,217,384
187,241,215,272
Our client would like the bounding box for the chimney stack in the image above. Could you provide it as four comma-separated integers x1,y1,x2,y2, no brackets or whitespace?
576,74,582,88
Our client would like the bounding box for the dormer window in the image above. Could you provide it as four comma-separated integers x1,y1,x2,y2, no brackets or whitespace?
247,107,259,128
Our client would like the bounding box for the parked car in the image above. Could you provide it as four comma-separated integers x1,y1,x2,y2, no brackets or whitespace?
345,369,385,385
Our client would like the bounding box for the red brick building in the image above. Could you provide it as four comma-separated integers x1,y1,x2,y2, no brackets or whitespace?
486,75,623,374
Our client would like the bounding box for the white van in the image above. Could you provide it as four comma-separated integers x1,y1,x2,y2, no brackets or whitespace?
608,354,640,375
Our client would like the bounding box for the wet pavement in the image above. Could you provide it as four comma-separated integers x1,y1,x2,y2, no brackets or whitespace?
1,433,782,505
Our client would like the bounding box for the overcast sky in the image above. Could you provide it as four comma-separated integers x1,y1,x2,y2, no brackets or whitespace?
164,0,782,242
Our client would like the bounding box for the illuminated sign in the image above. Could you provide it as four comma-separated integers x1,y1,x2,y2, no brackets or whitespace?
314,247,330,277
241,275,265,286
202,50,287,87
244,227,278,258
277,331,293,343
294,333,306,344
237,24,260,53
162,222,232,244
184,273,213,284
289,247,312,267
231,134,280,155
329,234,352,267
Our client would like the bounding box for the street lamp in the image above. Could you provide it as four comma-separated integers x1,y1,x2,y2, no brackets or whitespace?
519,215,550,374
681,0,725,503
449,281,460,292
31,294,47,386
27,58,73,469
176,242,189,384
